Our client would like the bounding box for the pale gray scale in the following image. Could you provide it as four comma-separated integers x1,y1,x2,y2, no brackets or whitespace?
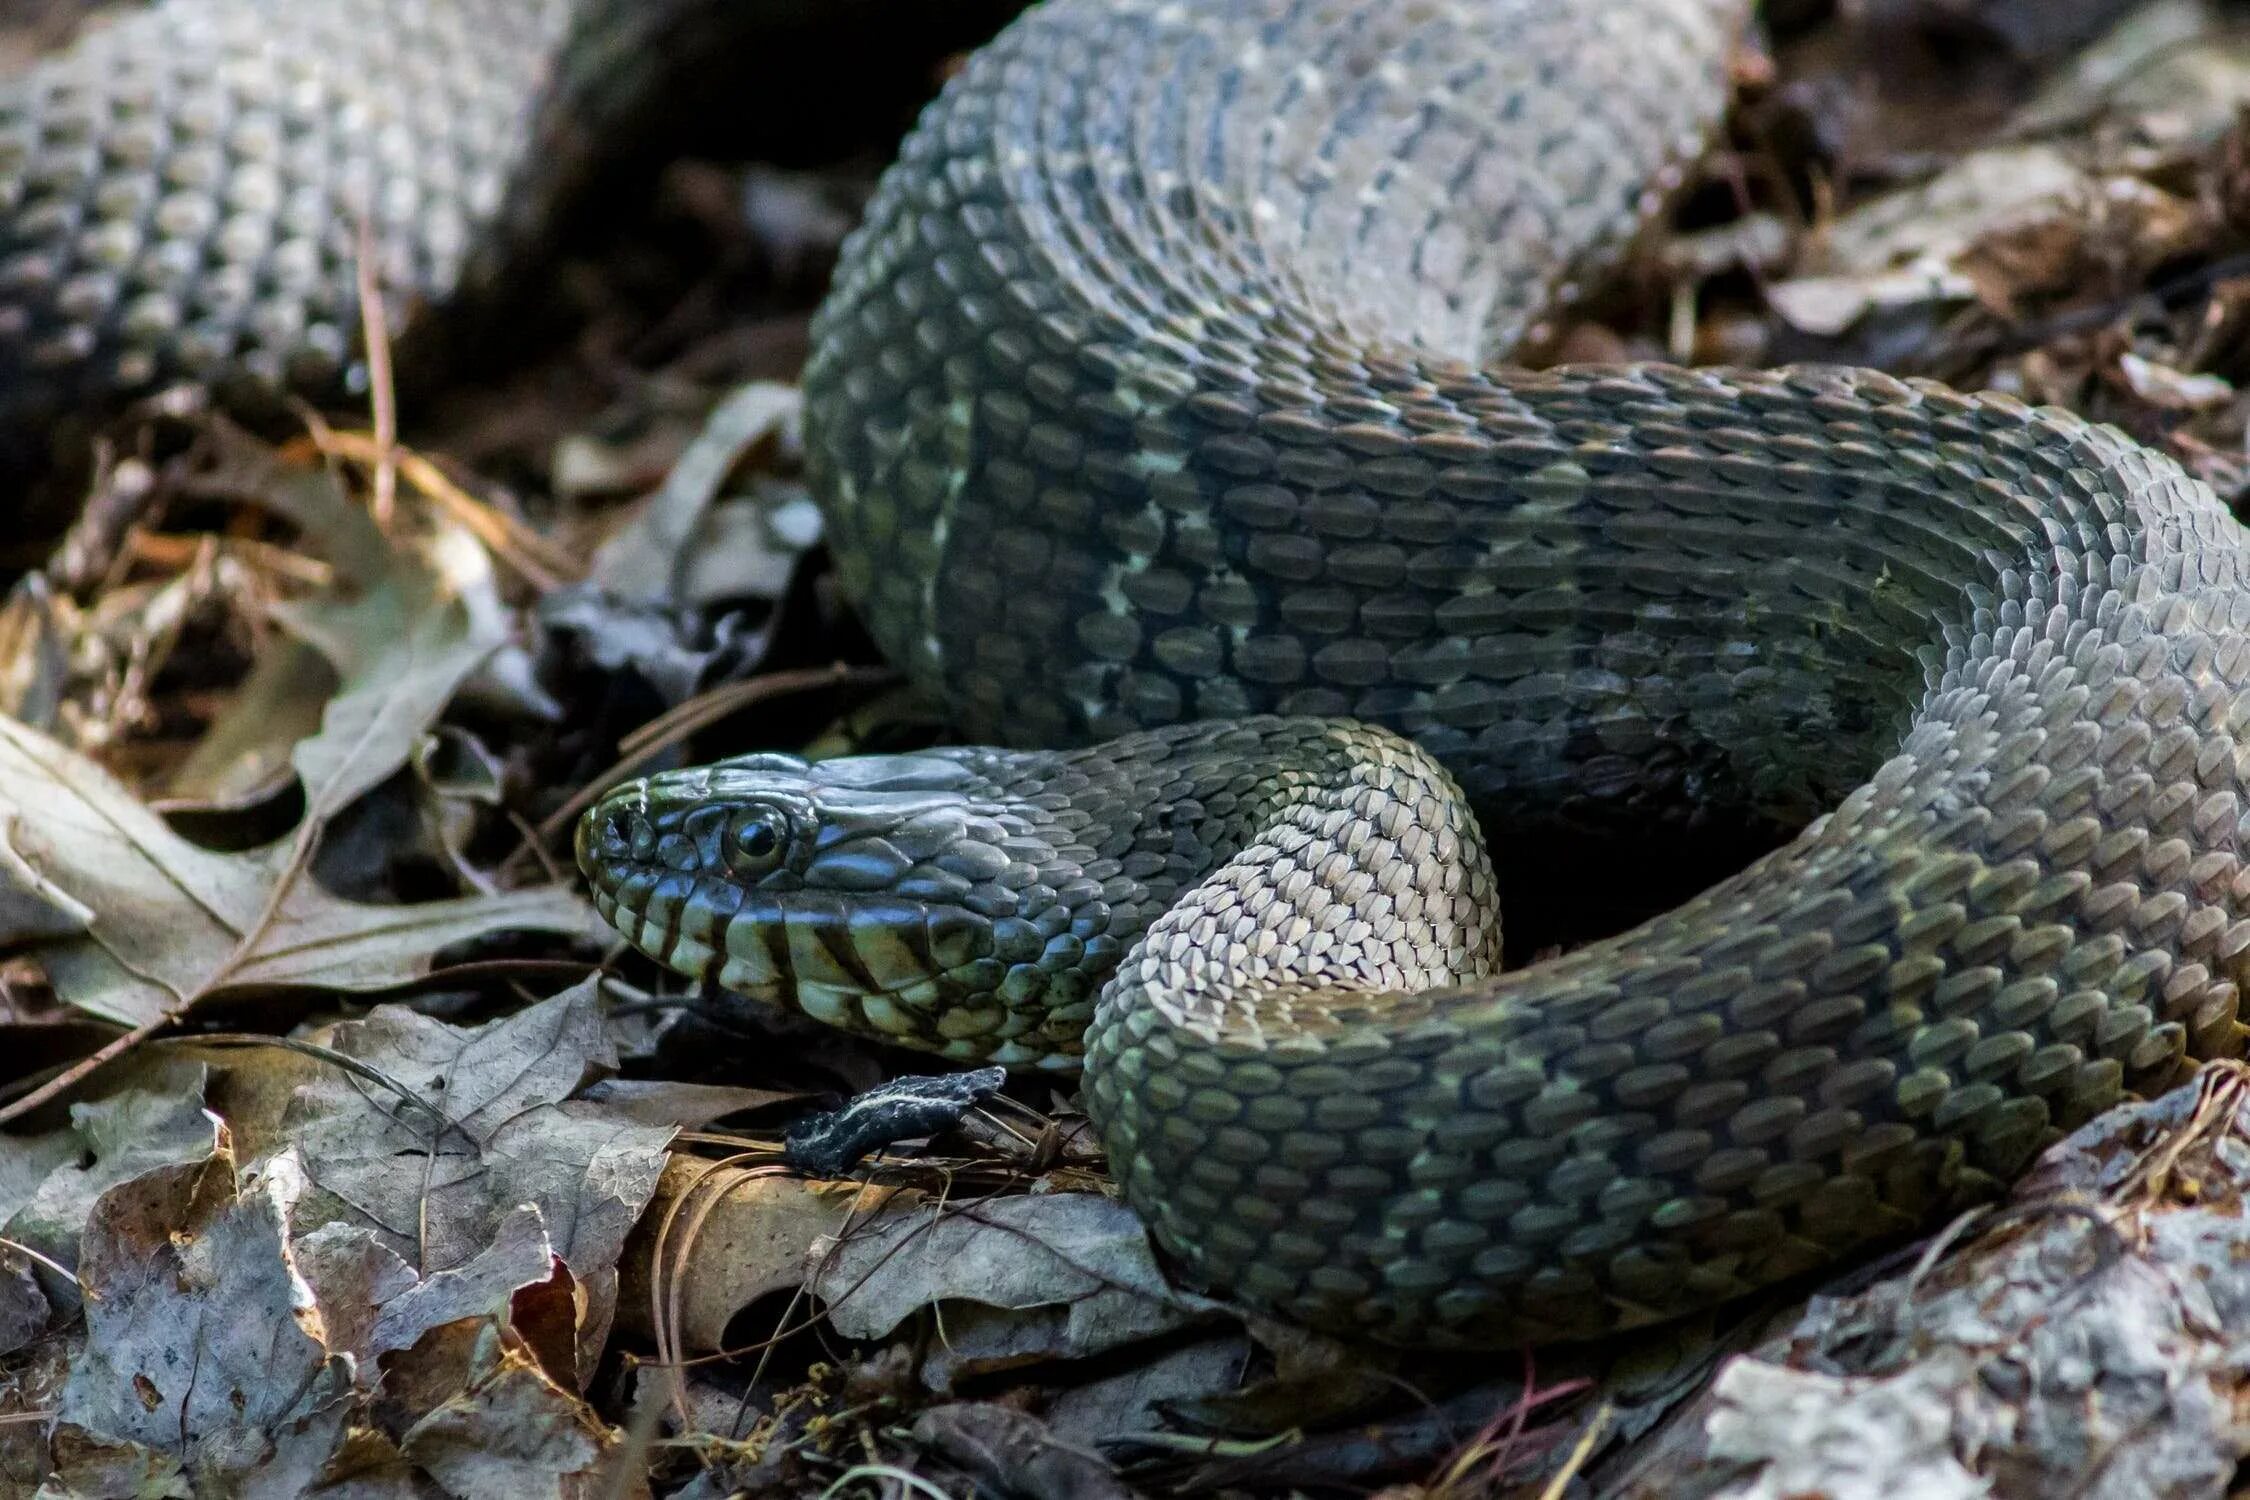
1006,22,1174,350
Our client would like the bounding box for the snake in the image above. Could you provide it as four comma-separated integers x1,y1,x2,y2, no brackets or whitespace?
9,0,2250,1350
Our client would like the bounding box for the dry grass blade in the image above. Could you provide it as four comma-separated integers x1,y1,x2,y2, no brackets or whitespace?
292,427,582,590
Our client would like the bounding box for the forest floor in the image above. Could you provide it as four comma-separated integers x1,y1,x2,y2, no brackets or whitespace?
7,1,2250,1496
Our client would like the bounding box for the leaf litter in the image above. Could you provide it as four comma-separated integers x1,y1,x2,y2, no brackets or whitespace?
14,1,2250,1497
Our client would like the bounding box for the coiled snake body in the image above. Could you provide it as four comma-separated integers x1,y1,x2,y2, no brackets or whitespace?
14,0,2250,1347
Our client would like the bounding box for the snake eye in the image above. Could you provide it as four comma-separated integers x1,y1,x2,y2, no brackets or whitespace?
723,806,790,877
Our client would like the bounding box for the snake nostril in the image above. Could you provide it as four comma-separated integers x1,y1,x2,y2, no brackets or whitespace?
626,815,657,861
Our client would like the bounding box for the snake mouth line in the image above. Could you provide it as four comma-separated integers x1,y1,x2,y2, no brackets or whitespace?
589,881,1080,1065
582,861,937,997
575,749,1116,1071
580,841,1087,1070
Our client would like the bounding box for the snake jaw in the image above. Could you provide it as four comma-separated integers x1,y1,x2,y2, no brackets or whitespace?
576,748,1113,1068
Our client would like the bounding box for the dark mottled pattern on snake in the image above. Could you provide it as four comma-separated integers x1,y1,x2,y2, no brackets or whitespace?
10,0,2250,1347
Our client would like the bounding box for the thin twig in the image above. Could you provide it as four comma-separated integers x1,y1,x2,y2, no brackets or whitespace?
354,211,399,529
0,1233,86,1292
0,1014,168,1126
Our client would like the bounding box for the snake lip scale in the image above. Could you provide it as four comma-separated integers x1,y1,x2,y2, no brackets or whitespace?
13,0,2250,1348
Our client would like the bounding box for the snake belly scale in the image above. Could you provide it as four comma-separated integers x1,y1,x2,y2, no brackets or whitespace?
10,0,2250,1347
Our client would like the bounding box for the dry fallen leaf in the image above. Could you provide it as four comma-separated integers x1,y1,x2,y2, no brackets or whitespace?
910,1401,1141,1500
162,465,501,812
256,981,673,1374
47,1143,357,1499
1600,1067,2250,1498
811,1191,1229,1391
620,1157,912,1355
1,1057,222,1334
587,381,805,606
0,714,605,1027
16,982,677,1497
398,1318,626,1500
1767,1,2250,343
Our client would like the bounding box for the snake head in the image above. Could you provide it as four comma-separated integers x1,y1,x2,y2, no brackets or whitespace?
575,748,1120,1069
